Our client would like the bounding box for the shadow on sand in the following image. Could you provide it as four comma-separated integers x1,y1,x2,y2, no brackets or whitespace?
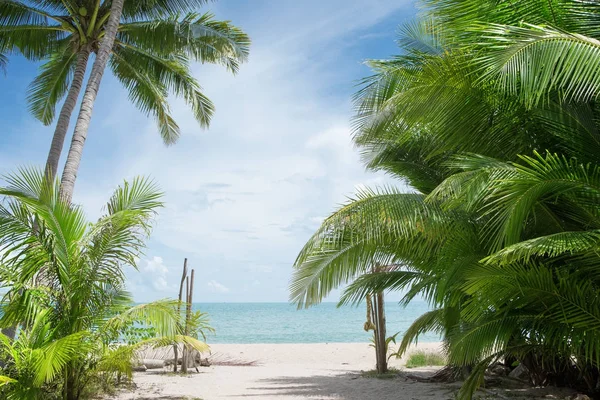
234,372,456,399
116,397,198,400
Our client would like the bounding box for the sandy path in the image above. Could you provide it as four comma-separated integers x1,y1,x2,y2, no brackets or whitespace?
109,342,457,400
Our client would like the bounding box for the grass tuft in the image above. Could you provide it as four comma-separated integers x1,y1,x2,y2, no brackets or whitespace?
361,367,401,379
405,351,446,369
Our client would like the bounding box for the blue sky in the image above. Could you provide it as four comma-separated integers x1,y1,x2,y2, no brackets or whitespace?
0,0,415,302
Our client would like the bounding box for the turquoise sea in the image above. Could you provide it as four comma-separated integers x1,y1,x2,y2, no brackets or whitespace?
192,301,440,344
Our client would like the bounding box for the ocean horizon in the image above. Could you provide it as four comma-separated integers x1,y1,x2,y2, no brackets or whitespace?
192,301,440,344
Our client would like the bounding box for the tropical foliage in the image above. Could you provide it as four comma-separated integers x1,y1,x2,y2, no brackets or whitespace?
291,0,600,397
0,170,208,400
0,0,250,196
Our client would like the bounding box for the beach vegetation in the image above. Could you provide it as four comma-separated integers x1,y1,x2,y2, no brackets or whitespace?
290,0,600,397
368,330,400,362
0,169,208,400
405,351,446,369
188,310,216,342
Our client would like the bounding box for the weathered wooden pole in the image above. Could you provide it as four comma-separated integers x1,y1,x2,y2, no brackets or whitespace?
182,276,190,373
186,269,195,370
173,258,188,372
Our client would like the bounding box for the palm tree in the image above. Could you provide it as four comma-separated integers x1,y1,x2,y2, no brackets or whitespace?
292,5,600,396
0,0,250,194
59,0,250,202
0,169,208,399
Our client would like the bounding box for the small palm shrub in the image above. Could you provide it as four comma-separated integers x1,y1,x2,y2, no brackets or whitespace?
0,169,207,400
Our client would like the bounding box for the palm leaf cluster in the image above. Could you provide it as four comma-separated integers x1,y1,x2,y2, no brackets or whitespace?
0,0,250,143
291,0,600,397
0,169,207,400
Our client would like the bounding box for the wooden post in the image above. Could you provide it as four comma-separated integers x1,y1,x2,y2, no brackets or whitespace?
173,258,187,372
186,269,195,370
182,276,189,373
371,296,381,372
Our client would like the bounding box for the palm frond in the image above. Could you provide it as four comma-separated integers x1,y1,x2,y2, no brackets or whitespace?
0,375,17,386
26,43,77,125
477,23,600,107
121,0,210,21
119,12,250,73
33,331,88,386
0,25,67,55
105,176,163,217
339,269,423,306
109,47,180,144
102,300,181,338
116,43,215,129
397,17,445,56
0,52,7,73
396,308,446,358
0,1,55,26
482,151,600,250
290,236,399,308
484,230,600,265
131,334,210,357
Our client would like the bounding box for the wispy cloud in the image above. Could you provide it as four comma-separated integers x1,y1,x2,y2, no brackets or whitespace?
207,280,230,294
128,256,176,295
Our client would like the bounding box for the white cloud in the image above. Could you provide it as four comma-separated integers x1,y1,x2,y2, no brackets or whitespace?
207,280,230,294
144,256,167,273
127,256,176,299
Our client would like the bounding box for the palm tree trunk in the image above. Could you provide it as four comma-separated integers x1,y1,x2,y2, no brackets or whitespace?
59,0,125,203
45,48,90,182
21,48,91,347
375,292,387,374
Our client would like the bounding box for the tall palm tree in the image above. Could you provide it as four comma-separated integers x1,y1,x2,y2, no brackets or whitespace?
0,0,250,196
58,0,127,201
0,169,209,399
59,0,250,202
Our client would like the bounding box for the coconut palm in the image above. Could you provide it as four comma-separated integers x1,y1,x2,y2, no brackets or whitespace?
0,0,250,195
0,169,208,399
291,6,600,396
59,0,250,202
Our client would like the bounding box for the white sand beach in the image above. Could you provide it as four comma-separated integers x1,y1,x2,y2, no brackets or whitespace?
109,342,454,400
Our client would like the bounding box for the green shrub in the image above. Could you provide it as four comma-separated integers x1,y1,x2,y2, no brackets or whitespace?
0,172,208,400
405,351,446,368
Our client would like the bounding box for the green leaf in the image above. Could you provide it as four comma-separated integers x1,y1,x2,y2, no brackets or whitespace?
26,44,77,125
